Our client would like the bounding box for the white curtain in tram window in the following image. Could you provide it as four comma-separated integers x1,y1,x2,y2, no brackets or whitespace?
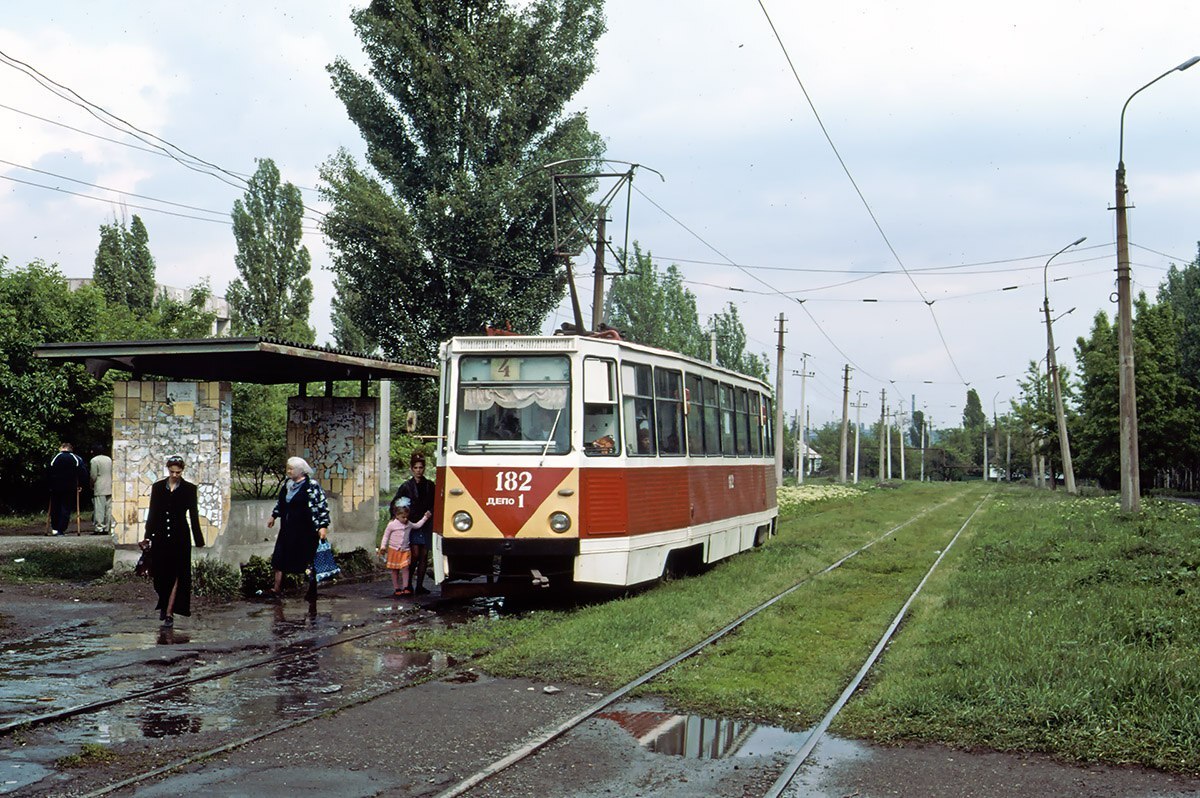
463,387,568,411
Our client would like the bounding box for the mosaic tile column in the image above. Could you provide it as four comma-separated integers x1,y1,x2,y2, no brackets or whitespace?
110,381,232,547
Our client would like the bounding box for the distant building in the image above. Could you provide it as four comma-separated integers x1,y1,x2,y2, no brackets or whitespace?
67,278,230,337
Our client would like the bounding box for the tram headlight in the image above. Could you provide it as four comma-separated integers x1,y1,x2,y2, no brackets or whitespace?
548,511,571,533
452,511,473,532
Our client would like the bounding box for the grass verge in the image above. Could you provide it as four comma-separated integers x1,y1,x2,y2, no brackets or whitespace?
835,488,1200,772
0,545,113,581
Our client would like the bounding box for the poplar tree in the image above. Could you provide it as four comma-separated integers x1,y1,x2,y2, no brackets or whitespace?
227,158,314,343
320,0,606,363
92,213,156,315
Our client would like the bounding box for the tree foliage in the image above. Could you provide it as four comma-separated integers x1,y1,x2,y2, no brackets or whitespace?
1158,248,1200,389
0,259,214,512
604,244,706,358
92,213,156,314
708,302,769,381
227,158,314,343
320,0,606,367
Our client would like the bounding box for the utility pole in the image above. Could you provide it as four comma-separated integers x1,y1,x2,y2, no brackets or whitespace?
710,330,717,364
885,404,893,481
792,410,800,482
592,212,607,329
774,314,786,488
793,356,811,484
983,432,988,482
1044,237,1084,494
919,416,926,482
878,390,887,483
853,390,865,485
838,365,851,483
896,406,906,481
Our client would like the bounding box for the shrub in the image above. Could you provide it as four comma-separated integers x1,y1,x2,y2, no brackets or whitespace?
192,557,240,601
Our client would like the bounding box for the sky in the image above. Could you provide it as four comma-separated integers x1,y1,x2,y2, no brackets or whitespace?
2,1,1199,435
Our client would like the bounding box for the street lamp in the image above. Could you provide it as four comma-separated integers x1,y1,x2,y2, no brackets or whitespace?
1043,236,1085,494
1115,56,1200,513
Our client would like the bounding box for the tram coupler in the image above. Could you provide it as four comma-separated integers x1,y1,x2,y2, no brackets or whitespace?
530,569,550,588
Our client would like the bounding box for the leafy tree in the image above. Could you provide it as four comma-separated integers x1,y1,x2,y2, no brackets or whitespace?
604,245,706,357
231,383,289,499
909,409,925,448
227,158,314,343
962,388,986,430
330,272,375,354
0,258,215,513
708,302,769,381
92,213,156,314
320,0,606,369
1158,249,1200,389
1073,311,1119,487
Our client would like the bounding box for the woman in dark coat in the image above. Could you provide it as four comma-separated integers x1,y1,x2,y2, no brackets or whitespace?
142,455,204,627
266,456,331,601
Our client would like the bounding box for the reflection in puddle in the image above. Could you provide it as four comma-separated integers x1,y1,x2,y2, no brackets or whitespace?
598,709,809,759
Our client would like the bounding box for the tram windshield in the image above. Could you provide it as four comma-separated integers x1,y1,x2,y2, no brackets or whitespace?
454,355,571,454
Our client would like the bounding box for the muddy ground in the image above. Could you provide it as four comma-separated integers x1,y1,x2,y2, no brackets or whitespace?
3,559,1199,797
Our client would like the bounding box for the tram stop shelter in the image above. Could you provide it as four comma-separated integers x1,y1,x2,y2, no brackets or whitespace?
35,337,438,570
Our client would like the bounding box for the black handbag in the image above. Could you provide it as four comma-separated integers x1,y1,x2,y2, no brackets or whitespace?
135,539,153,577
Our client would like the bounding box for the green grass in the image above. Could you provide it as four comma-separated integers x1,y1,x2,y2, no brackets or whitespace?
835,488,1200,772
409,481,982,690
56,742,118,769
0,545,113,581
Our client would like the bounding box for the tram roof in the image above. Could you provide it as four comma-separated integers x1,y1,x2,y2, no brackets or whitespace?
35,337,438,384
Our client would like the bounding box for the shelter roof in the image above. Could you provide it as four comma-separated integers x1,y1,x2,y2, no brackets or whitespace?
34,337,438,384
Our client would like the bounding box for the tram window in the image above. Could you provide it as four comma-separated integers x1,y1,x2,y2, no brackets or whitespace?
703,378,720,455
622,363,655,456
763,396,775,456
735,387,750,456
454,355,570,454
685,374,704,455
719,383,736,456
655,368,683,455
584,358,619,456
749,390,763,456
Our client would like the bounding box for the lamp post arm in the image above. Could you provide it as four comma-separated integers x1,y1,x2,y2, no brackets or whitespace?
1120,56,1200,168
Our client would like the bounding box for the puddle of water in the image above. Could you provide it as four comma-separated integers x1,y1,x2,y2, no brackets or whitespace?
597,709,810,760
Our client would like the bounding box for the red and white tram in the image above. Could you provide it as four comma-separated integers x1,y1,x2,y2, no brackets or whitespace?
431,333,778,591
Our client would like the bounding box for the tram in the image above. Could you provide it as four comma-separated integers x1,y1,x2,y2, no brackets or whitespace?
431,332,778,592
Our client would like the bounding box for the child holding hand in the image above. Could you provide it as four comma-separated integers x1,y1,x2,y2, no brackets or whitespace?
379,498,430,597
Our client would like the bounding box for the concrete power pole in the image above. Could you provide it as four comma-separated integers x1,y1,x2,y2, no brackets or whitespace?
592,213,606,329
896,406,906,481
774,314,786,488
838,365,851,483
878,390,887,483
853,390,865,484
794,355,811,484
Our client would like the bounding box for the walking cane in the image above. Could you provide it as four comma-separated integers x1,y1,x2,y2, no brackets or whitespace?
46,498,52,535
75,488,82,536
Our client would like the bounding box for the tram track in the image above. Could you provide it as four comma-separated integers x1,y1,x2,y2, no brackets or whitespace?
431,489,987,798
18,489,980,797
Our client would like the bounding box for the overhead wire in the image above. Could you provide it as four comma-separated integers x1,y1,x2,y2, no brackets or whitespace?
754,0,969,386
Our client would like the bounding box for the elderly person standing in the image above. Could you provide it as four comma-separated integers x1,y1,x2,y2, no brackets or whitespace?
89,449,113,535
266,456,330,601
143,455,204,627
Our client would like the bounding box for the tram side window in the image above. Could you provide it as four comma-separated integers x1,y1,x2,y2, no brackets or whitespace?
703,377,720,455
719,383,736,456
763,396,775,456
655,368,683,455
735,387,750,456
685,374,703,455
584,358,619,456
749,390,763,456
622,363,656,455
